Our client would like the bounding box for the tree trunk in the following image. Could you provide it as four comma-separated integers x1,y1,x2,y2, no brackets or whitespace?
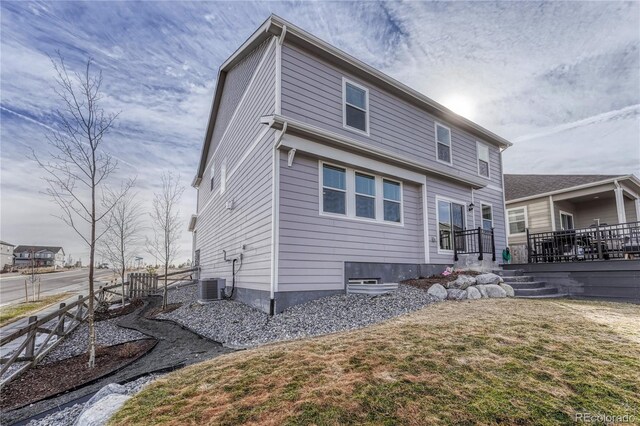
88,160,96,369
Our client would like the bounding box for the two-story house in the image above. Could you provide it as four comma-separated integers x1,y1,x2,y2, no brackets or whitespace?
13,246,66,269
191,15,512,313
0,241,15,270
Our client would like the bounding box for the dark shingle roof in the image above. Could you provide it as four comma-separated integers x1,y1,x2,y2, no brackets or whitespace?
13,245,64,254
504,174,624,201
0,241,15,246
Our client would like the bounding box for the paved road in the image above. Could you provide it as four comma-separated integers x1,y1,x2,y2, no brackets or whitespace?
0,268,118,307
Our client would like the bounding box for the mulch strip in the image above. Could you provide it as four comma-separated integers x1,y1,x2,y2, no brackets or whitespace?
95,299,144,322
0,339,157,412
144,303,182,319
402,271,482,290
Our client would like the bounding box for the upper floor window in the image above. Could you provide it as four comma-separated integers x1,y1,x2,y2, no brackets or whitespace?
507,207,527,236
477,142,490,178
343,78,369,135
321,162,403,225
210,163,215,191
220,160,227,194
435,123,452,164
481,204,493,231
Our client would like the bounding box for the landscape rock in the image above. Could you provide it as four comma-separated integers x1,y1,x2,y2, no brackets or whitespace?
476,285,488,298
475,273,502,285
484,284,507,298
74,394,130,426
500,283,515,298
427,283,447,301
449,275,476,290
466,286,481,300
446,288,467,300
86,383,127,407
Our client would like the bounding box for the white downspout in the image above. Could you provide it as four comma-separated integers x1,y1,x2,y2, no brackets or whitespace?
614,180,627,224
269,122,287,314
549,195,556,231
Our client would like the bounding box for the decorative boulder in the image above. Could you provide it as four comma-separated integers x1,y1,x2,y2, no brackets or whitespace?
446,288,467,300
74,394,131,426
475,273,503,285
476,284,489,298
500,283,515,297
466,286,482,300
86,383,127,407
449,275,477,290
484,284,507,298
427,283,447,301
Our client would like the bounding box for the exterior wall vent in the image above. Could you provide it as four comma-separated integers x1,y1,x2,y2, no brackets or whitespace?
347,279,398,295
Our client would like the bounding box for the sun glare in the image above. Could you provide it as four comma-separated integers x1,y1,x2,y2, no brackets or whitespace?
442,94,476,120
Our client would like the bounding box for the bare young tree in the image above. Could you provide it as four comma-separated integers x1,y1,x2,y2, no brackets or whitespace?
147,172,185,309
32,54,133,368
99,191,143,307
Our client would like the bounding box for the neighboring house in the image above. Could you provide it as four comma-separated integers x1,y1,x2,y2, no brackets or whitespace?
13,246,66,269
0,241,15,270
190,15,512,313
504,174,640,263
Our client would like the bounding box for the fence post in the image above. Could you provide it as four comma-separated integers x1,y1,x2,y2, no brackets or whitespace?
491,227,496,262
76,295,84,321
526,228,531,264
477,227,484,261
25,316,37,360
56,302,66,335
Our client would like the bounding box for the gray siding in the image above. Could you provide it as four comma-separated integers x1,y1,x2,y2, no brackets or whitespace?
624,197,638,222
280,42,504,190
278,152,425,291
196,37,276,292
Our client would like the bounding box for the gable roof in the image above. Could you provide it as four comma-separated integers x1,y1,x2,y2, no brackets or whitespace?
504,174,628,201
13,246,64,254
194,14,512,185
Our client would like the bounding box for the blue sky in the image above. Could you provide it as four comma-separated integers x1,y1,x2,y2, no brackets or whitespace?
1,1,639,262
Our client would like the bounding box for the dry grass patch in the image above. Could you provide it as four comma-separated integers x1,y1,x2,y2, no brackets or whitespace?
111,299,640,426
0,293,72,327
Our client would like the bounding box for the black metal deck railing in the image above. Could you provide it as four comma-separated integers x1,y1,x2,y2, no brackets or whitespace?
527,221,640,263
452,227,496,262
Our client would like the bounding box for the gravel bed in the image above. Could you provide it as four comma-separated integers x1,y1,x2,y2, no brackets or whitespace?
160,284,436,348
42,318,147,364
164,283,198,304
26,374,163,426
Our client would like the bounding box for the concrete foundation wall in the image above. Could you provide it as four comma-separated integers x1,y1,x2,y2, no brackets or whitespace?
504,261,640,303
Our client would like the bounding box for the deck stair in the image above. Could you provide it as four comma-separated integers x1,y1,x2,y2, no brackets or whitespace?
492,269,566,299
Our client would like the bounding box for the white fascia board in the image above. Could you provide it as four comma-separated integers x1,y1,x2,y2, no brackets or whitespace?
505,177,631,204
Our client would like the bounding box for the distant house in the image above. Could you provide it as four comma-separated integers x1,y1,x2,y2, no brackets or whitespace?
190,15,512,314
13,246,66,269
504,174,640,262
0,241,15,270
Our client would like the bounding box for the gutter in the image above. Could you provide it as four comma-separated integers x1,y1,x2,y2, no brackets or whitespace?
269,122,288,315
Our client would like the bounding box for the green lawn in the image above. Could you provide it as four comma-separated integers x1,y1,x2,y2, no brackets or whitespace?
0,293,71,327
111,299,640,425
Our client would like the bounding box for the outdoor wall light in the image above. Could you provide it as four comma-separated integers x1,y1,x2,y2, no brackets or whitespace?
468,202,475,212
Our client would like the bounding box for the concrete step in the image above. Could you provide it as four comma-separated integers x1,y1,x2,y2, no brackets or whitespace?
492,269,522,277
514,286,559,297
516,292,568,299
501,275,534,283
507,281,546,289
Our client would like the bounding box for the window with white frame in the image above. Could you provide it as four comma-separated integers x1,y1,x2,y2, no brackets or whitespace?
322,164,347,215
477,142,490,178
560,211,574,230
508,207,527,235
481,204,493,231
210,162,215,191
383,180,401,223
437,199,465,250
220,160,227,194
320,162,403,224
435,123,452,164
355,172,376,219
343,79,368,133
